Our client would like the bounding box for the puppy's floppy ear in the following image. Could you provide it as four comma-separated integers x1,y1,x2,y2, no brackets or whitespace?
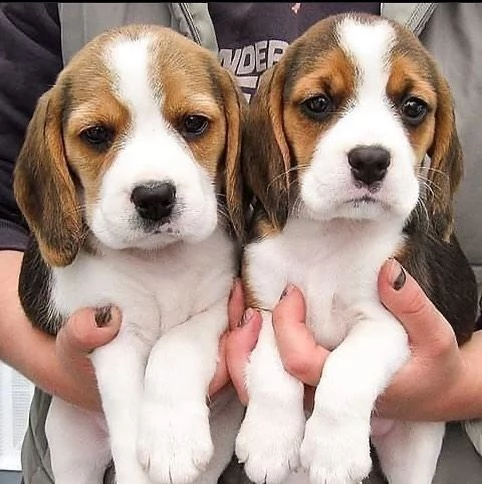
14,86,82,267
426,74,463,239
218,69,248,243
242,62,292,230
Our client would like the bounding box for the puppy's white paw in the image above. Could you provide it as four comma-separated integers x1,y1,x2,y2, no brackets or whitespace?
300,412,372,484
137,401,213,484
235,404,305,484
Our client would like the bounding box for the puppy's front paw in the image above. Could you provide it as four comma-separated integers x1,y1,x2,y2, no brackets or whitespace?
300,412,372,484
235,403,305,484
137,401,213,484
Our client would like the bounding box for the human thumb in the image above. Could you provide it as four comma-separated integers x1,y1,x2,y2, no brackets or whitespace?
378,258,454,346
60,306,122,354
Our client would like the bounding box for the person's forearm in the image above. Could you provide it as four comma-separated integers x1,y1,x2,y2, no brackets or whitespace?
0,250,71,399
442,331,482,421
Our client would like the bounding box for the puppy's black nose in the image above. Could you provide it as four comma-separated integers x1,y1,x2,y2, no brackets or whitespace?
131,182,176,222
348,146,391,186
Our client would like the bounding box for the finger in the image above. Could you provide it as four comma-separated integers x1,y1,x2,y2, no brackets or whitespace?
60,306,122,354
208,333,230,397
228,278,245,330
378,258,455,347
226,308,262,405
273,285,329,386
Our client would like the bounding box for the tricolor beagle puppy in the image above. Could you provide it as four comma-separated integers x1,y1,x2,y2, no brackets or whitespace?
237,13,478,484
14,25,246,484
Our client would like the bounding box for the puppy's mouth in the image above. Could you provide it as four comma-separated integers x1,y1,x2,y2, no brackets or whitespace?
347,195,378,207
347,194,390,208
341,193,392,216
137,214,183,237
150,224,181,237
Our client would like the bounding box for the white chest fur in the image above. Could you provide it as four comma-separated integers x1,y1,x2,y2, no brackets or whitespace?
52,227,236,339
244,217,405,348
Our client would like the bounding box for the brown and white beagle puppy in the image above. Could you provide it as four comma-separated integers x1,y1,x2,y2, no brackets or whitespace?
14,25,246,484
236,13,478,484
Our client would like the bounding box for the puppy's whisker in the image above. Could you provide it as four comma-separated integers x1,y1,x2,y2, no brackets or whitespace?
414,198,431,230
418,173,445,203
266,165,301,193
425,166,449,177
290,193,305,217
62,204,88,216
417,176,436,199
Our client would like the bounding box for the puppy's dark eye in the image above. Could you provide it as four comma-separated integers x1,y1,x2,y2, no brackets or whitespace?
400,97,428,125
80,125,114,150
182,115,209,138
301,95,333,121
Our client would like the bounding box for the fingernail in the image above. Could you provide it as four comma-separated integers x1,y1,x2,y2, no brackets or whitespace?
280,284,294,301
390,260,406,291
238,307,255,328
95,306,112,327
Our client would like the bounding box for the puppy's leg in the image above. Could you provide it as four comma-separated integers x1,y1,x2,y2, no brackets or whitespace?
46,397,111,484
90,306,158,484
235,310,306,484
372,420,445,484
300,307,410,484
137,298,231,484
191,386,245,484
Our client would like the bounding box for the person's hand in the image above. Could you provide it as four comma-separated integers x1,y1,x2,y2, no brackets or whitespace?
374,258,468,421
54,306,121,412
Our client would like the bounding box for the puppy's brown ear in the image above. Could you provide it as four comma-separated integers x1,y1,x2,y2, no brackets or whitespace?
14,87,82,267
426,75,463,240
242,63,292,230
219,70,248,243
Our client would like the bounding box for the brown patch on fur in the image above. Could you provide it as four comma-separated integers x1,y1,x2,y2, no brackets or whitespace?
215,69,248,241
284,48,356,172
392,244,409,266
248,208,282,242
242,65,291,232
427,77,463,241
387,55,437,163
64,96,131,217
14,87,83,267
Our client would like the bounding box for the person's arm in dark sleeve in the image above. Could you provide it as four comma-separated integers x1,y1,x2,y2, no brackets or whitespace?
0,2,62,251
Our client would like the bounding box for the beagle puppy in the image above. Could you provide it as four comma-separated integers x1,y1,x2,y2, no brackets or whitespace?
14,25,246,484
237,13,478,484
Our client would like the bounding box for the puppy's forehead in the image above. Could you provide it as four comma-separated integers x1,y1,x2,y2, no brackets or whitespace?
62,25,221,108
283,14,434,96
337,16,395,92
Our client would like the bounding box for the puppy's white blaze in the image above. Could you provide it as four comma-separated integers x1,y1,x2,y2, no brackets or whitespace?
108,36,162,125
300,17,420,222
90,36,218,249
338,17,395,102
